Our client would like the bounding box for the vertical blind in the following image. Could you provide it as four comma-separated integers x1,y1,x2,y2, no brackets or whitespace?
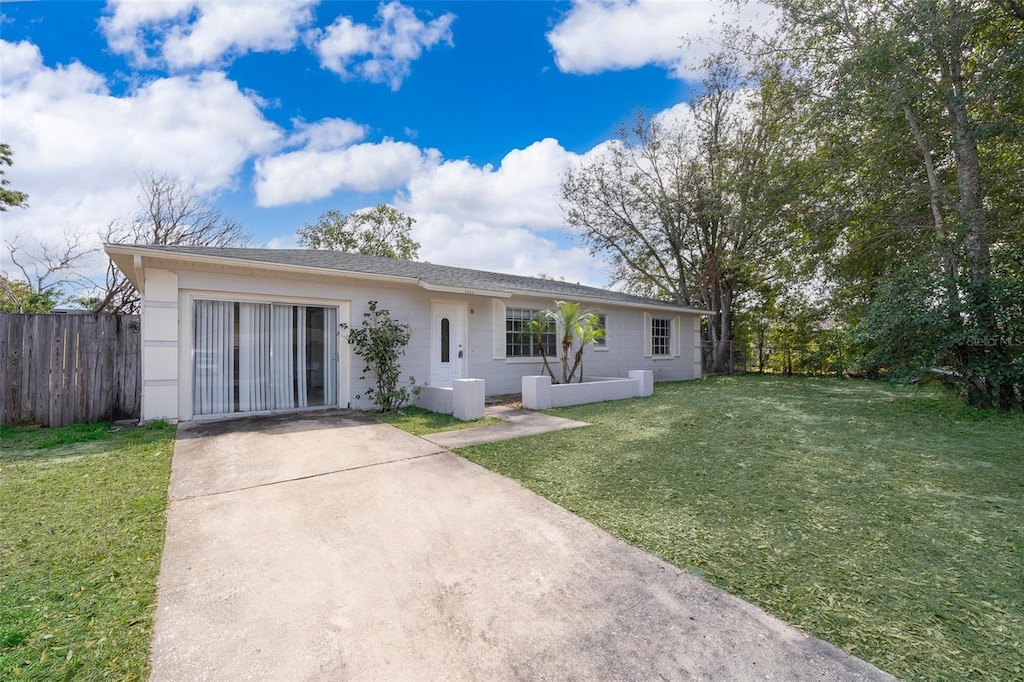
193,300,339,416
324,306,338,407
238,303,272,412
193,300,234,416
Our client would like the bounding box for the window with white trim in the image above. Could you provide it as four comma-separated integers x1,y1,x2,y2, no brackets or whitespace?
594,314,607,347
651,317,672,356
506,307,556,358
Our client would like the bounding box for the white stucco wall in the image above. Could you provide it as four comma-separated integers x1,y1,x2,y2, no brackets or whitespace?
139,260,703,420
466,295,702,395
141,268,179,422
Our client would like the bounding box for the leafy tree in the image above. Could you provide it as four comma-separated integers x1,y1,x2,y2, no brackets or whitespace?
0,143,29,211
95,172,253,313
0,276,60,313
757,0,1024,408
341,300,417,411
297,204,420,260
561,59,803,374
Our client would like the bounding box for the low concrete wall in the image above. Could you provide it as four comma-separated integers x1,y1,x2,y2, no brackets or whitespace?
415,379,485,421
550,377,637,408
416,385,453,415
452,378,485,421
522,370,654,410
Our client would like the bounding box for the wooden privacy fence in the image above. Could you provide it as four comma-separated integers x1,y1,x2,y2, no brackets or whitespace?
1,313,141,427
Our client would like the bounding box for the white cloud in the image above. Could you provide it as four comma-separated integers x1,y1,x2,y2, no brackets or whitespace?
547,0,774,79
399,138,577,232
287,117,368,151
391,138,613,286
254,139,441,207
0,39,282,278
265,235,299,249
412,214,607,287
101,0,317,69
653,100,698,130
258,134,612,285
311,1,454,90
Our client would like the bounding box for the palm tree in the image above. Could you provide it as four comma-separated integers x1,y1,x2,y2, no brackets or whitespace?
542,300,606,383
523,314,558,382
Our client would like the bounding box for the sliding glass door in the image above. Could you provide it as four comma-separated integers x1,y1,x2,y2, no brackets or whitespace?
193,300,338,416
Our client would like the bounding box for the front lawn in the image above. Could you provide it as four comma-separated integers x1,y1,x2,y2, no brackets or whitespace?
459,376,1024,681
0,421,175,680
374,405,502,435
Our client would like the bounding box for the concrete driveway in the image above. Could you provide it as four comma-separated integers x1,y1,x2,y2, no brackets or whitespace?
150,411,894,681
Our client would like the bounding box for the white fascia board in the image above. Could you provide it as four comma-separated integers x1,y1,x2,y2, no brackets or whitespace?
417,281,512,298
132,254,144,295
103,244,421,287
504,288,712,315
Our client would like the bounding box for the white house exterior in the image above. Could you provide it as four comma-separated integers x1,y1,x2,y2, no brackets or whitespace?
105,245,709,423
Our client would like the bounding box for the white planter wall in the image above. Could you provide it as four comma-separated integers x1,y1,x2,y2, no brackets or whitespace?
414,379,485,421
522,370,654,410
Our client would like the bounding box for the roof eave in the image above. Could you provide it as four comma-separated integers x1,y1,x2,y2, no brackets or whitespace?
503,287,712,314
102,245,714,313
417,281,512,298
103,244,422,288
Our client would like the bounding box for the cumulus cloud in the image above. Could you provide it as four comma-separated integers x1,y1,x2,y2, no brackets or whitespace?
286,117,368,151
257,133,611,284
386,138,613,286
0,39,282,277
547,0,774,79
399,138,576,231
254,138,441,207
412,214,607,287
310,1,454,90
100,0,317,69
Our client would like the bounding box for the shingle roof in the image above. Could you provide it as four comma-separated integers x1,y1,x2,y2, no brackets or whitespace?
114,244,707,313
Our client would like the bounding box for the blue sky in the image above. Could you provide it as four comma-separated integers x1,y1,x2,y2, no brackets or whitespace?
1,0,767,288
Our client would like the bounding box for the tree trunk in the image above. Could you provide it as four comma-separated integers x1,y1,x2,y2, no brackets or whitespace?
943,41,1007,407
709,283,734,374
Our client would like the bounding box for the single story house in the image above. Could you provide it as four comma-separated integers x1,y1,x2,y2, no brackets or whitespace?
104,244,709,423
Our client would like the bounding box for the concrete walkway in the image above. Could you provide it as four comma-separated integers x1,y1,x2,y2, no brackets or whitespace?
150,411,895,681
422,404,590,448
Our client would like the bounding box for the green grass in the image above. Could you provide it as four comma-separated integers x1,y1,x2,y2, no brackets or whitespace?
375,405,502,436
0,421,175,680
458,375,1024,682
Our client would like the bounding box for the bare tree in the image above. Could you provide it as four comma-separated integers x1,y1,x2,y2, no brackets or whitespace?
1,230,96,313
561,60,801,373
94,172,253,313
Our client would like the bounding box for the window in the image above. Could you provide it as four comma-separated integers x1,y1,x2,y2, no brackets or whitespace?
440,317,450,363
594,314,607,347
651,317,671,356
506,307,556,358
193,300,338,416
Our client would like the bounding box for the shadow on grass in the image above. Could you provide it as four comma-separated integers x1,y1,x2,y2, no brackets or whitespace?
0,422,174,464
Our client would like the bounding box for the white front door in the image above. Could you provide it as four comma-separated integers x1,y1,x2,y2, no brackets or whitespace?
430,302,465,388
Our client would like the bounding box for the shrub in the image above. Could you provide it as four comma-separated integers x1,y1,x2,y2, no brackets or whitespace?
341,301,418,411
